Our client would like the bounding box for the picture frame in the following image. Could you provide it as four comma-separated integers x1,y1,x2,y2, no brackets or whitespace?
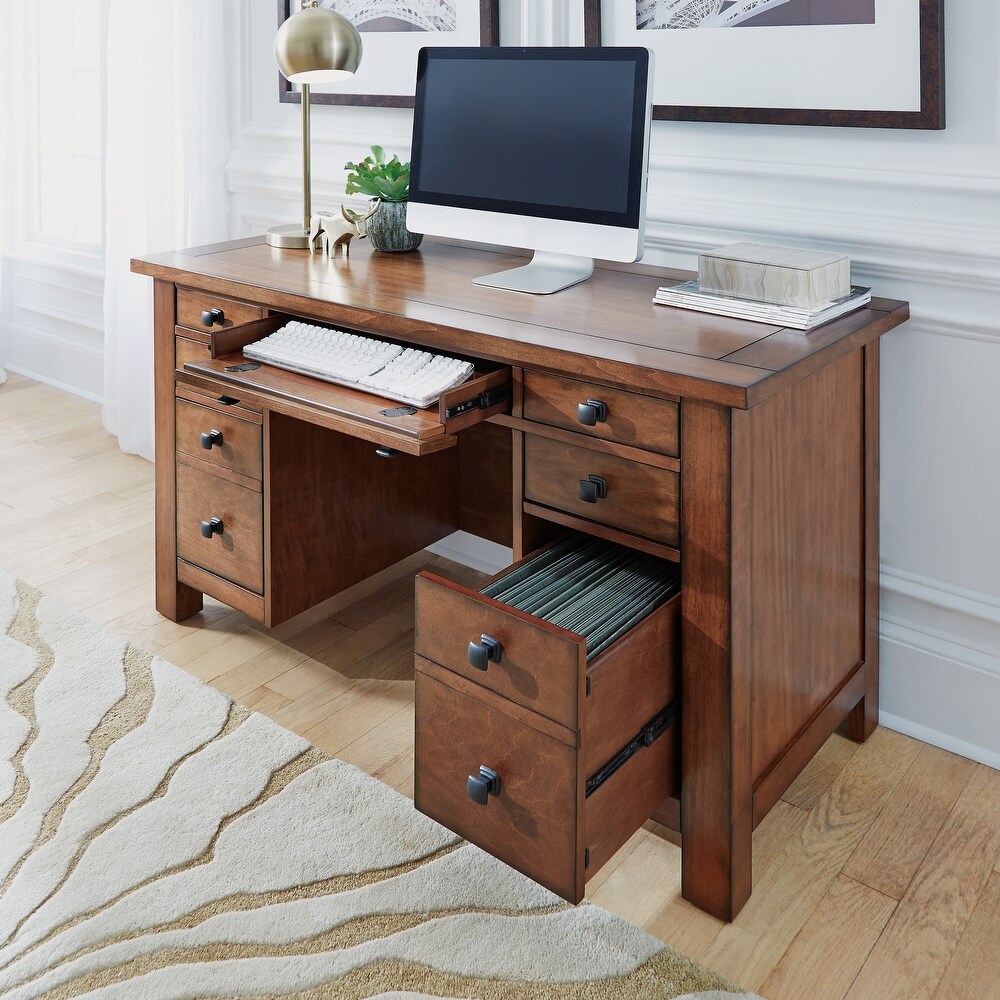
584,0,944,129
277,0,500,109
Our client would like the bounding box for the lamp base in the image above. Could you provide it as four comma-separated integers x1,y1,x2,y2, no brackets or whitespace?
266,224,312,250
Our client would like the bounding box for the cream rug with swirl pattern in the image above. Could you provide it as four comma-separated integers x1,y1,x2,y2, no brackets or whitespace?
0,571,760,1000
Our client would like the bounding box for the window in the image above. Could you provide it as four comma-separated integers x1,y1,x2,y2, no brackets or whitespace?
29,0,103,252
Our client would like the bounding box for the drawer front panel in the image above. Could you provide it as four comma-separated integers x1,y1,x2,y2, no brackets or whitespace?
176,288,262,332
415,572,584,730
176,464,263,593
175,336,211,372
415,666,581,901
524,435,680,547
175,398,263,480
523,371,679,457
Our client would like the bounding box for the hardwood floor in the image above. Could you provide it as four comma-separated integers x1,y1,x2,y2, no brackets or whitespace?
3,372,999,998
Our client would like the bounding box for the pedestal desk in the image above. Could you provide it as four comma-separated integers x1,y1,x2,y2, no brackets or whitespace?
133,237,908,920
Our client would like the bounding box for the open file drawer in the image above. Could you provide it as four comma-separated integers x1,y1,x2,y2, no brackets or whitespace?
414,537,680,902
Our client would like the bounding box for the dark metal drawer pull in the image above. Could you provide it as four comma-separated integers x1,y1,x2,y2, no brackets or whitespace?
577,399,607,426
375,446,398,458
201,307,225,327
467,765,501,806
578,474,608,503
468,634,502,671
200,429,224,450
200,517,224,539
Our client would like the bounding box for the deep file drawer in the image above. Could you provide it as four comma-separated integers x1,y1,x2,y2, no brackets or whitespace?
414,536,680,901
416,661,677,902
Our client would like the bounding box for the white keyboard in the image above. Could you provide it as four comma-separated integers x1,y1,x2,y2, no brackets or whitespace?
243,321,474,409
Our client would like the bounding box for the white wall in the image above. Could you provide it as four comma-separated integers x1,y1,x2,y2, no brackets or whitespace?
0,2,107,401
233,1,999,768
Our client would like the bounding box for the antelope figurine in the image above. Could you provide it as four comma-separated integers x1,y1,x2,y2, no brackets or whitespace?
308,200,380,258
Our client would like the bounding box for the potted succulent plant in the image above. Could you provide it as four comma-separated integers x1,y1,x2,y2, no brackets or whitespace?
344,145,422,253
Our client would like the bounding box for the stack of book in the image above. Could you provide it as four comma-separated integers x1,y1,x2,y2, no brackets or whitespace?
653,279,872,330
654,243,871,331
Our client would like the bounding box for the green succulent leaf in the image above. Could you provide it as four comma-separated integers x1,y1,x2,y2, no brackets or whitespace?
343,145,410,203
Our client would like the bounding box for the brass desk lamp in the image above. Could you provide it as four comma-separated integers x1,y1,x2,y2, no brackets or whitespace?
267,1,363,249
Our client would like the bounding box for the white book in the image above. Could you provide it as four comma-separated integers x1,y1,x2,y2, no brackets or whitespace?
654,280,872,331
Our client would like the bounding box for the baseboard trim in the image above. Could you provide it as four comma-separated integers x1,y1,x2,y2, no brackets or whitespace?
879,710,1000,772
2,364,103,404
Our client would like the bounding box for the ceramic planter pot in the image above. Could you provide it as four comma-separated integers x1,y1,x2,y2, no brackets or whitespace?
366,200,423,253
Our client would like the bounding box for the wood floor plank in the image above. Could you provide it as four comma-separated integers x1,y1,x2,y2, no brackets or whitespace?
265,656,343,701
702,726,921,991
759,874,896,1000
585,820,656,896
239,684,292,716
335,704,414,779
302,678,414,757
932,871,1000,1000
212,644,314,701
752,799,811,882
782,732,859,811
846,764,1000,1000
843,742,976,899
155,617,282,682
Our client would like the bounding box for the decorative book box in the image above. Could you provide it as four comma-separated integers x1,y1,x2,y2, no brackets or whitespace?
699,243,850,310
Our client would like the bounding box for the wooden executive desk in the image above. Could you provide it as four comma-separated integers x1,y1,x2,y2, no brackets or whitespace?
133,236,908,920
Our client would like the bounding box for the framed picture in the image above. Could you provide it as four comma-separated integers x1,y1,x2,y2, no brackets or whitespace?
585,0,944,129
277,0,500,108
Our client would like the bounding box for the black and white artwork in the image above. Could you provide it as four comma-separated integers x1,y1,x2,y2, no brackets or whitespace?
589,0,942,128
636,0,875,29
316,0,457,33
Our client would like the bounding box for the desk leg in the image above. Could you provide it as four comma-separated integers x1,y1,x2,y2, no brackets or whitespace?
153,279,203,622
846,340,880,742
680,400,752,921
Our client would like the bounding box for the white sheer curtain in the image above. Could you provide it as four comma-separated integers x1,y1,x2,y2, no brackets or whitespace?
103,1,231,459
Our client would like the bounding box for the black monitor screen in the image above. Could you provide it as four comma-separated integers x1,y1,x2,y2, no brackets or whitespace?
409,48,650,229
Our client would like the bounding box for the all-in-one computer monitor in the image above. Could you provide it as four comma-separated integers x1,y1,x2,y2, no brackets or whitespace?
407,46,653,294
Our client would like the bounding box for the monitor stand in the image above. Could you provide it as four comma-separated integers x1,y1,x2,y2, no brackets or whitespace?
473,251,595,295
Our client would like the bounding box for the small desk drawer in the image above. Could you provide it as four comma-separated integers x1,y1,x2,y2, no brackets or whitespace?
523,371,679,457
523,434,679,548
176,464,263,593
175,397,263,481
176,288,262,333
176,336,211,372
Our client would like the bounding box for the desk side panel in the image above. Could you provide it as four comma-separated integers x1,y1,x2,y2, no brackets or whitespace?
745,349,865,784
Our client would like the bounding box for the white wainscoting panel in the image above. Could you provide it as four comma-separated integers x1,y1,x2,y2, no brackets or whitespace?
3,253,105,400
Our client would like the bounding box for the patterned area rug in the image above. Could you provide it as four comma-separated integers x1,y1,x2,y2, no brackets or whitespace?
0,572,760,999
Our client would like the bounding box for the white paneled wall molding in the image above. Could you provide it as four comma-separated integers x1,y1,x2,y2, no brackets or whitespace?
882,564,1000,768
3,255,104,400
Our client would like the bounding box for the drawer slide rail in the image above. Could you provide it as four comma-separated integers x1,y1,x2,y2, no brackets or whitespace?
585,700,678,798
444,383,511,420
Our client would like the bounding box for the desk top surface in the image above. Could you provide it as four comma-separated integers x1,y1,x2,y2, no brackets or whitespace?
133,236,908,409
